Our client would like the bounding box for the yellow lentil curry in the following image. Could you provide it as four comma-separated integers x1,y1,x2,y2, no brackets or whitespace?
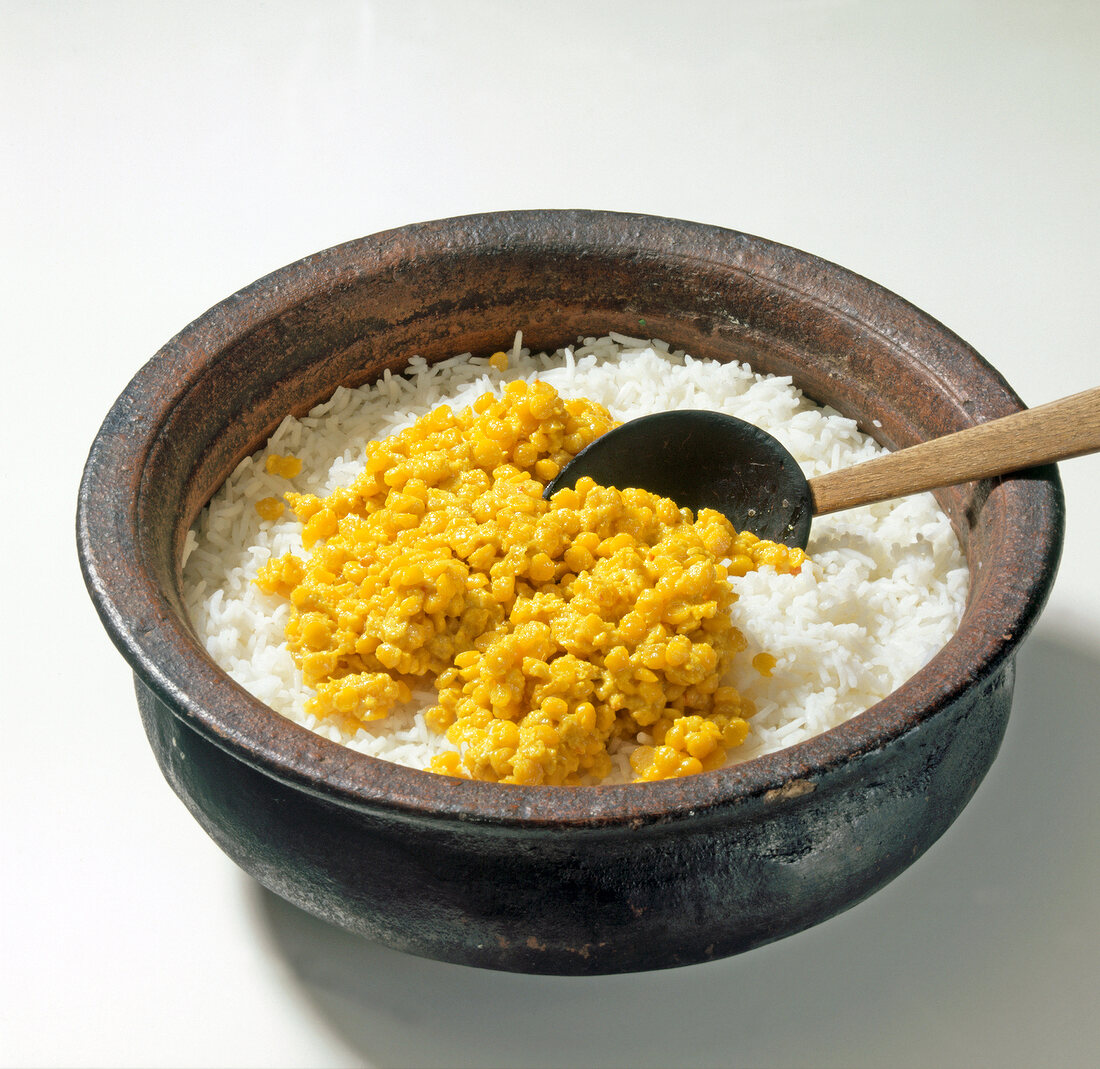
255,363,805,786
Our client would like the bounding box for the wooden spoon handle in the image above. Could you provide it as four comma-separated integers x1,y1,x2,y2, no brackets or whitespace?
808,385,1100,516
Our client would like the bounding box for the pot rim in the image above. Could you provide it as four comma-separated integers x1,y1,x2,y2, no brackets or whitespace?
77,209,1064,828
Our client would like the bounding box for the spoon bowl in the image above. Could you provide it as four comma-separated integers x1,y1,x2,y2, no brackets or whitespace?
544,410,813,545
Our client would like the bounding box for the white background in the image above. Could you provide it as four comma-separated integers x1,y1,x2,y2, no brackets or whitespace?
4,2,1098,1066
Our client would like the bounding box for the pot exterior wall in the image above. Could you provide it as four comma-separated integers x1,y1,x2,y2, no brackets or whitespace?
136,660,1014,975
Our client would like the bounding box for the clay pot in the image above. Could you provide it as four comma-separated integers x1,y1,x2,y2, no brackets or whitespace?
78,211,1062,974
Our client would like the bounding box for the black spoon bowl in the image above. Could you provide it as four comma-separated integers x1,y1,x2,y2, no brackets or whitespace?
544,411,813,546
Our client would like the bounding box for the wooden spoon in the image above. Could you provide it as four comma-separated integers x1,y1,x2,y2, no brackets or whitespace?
545,386,1100,548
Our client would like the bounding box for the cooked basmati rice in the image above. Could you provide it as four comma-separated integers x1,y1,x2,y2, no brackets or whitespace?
182,333,968,781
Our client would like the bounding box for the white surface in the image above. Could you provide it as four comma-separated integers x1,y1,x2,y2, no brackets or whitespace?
4,1,1098,1066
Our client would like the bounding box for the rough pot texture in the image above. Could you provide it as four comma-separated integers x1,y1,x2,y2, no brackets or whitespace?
78,211,1063,974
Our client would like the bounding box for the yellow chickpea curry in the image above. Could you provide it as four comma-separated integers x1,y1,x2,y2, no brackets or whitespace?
255,359,805,786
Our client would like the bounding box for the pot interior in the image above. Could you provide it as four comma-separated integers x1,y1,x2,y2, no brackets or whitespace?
80,212,1063,821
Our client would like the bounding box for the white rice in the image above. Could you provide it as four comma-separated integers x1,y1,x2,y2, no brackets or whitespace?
182,333,969,779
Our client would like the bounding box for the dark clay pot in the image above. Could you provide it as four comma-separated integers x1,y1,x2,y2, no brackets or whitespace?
78,211,1063,975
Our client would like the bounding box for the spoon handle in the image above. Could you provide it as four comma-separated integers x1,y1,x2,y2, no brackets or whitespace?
808,385,1100,516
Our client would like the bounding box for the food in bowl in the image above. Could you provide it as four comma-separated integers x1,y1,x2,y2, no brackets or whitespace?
183,331,968,784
